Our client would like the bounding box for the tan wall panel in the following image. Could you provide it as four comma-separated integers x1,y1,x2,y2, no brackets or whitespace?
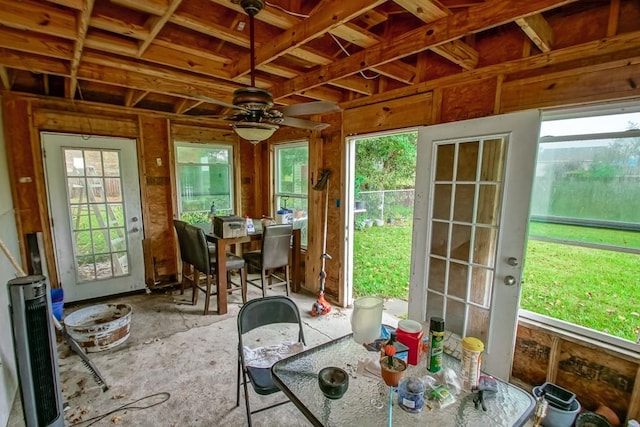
3,98,39,234
501,60,640,112
512,324,553,386
344,93,433,135
171,124,236,143
440,78,499,123
139,117,175,282
33,110,138,137
555,340,636,421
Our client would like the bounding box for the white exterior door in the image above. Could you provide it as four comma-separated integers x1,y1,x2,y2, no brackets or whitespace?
409,110,540,380
43,133,145,302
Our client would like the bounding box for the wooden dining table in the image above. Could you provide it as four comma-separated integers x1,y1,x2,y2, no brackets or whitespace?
205,228,301,315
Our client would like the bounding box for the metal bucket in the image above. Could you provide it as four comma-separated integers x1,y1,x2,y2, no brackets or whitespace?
64,304,132,352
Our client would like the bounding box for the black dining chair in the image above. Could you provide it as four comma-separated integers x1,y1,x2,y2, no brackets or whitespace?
182,223,246,314
172,219,196,295
236,295,306,426
243,224,293,297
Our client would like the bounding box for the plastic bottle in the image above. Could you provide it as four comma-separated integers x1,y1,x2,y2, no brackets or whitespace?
427,317,445,373
460,337,484,391
245,216,255,233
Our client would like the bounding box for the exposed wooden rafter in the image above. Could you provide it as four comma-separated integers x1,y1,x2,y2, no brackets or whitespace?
68,0,94,99
271,0,578,99
516,14,554,53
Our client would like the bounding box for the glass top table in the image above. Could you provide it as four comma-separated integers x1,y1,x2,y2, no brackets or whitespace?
272,334,535,427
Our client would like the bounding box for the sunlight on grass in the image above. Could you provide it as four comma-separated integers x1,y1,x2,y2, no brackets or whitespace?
353,224,412,299
353,223,640,342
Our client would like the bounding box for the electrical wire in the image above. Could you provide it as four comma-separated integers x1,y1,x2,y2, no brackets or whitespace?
265,2,380,80
69,392,171,426
328,33,380,80
265,1,309,18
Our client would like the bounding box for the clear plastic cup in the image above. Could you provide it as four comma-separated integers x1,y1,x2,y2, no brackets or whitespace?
350,296,383,344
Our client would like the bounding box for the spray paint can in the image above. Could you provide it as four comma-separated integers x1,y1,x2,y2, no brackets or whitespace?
427,317,445,373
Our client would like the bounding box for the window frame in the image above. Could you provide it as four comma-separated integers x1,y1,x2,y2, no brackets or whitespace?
174,141,235,223
273,140,309,246
518,102,640,353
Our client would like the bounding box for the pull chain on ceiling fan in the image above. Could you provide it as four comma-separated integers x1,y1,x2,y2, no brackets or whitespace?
182,0,341,144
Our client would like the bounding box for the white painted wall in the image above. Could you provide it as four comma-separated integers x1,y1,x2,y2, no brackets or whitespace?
0,97,20,426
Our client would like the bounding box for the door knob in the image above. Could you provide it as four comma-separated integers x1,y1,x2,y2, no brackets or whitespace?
504,275,517,286
130,227,139,233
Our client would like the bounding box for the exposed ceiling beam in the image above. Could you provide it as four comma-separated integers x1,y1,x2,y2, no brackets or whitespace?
271,0,578,99
205,0,299,29
235,0,387,77
47,0,83,9
137,0,185,56
111,0,166,16
0,65,11,89
174,98,203,114
516,14,554,53
431,40,479,70
169,12,250,49
0,27,72,59
68,0,95,99
392,0,451,21
393,0,479,70
124,89,149,107
0,0,76,39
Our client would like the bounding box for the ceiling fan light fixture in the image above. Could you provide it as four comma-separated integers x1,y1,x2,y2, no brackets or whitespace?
240,0,265,16
233,122,278,144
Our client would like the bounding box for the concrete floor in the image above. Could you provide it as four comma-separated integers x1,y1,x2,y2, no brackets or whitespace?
8,285,407,426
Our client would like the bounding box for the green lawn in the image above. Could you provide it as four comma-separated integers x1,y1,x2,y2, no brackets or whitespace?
353,223,640,342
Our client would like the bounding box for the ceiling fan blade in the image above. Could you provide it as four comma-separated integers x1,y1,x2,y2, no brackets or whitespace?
276,116,330,130
175,93,246,112
278,101,341,117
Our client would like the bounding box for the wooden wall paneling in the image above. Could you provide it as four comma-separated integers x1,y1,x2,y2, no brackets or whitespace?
33,110,138,137
138,116,175,283
171,124,236,143
238,139,256,217
305,127,325,296
555,340,637,422
343,93,432,135
29,108,59,287
501,58,640,112
1,96,32,272
440,77,499,123
319,112,344,304
629,366,640,421
512,323,553,387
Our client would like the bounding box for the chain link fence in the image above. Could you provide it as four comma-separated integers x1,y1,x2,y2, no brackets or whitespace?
355,189,414,226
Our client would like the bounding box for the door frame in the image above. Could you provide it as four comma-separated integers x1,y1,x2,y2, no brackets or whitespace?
343,128,419,307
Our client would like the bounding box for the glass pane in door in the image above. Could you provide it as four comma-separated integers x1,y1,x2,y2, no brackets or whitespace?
64,148,129,282
426,137,506,344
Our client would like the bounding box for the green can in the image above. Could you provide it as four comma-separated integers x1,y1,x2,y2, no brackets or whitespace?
427,317,445,373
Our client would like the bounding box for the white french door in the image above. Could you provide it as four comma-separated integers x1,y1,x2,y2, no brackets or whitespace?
409,110,540,380
43,133,145,302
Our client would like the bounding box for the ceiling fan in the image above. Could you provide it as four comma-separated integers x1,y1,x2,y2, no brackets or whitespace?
187,0,341,144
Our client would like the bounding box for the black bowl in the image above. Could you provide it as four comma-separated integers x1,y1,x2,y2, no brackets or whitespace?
318,367,349,399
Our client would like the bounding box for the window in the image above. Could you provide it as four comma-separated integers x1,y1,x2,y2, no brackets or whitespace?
520,106,640,349
175,142,234,228
274,142,308,245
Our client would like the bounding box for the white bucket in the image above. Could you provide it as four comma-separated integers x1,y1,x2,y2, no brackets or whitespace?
64,303,132,352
